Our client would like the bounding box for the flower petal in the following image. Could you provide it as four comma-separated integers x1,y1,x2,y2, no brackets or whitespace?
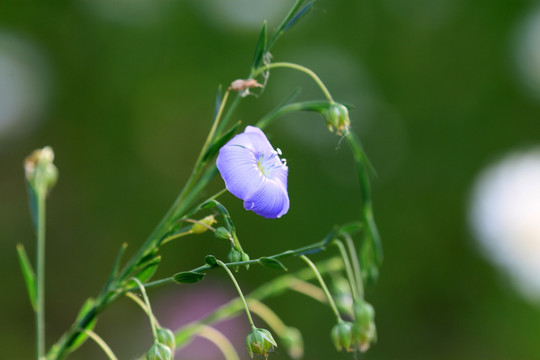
227,126,276,155
216,143,264,200
243,172,289,218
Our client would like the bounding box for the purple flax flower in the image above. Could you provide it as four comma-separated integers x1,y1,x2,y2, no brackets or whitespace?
216,126,289,218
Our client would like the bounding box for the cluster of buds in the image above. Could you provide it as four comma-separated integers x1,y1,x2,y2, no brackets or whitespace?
352,300,377,352
331,300,377,353
245,327,277,358
227,247,250,271
146,328,176,360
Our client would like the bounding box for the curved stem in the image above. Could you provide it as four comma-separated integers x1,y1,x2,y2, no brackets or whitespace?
248,299,287,335
333,240,360,302
299,255,342,322
253,62,334,103
197,326,240,360
131,278,158,342
84,330,118,360
216,260,256,329
344,234,364,299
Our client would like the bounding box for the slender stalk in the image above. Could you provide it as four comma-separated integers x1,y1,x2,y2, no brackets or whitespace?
125,292,160,326
131,278,158,341
216,260,256,329
173,257,344,349
84,330,118,360
197,326,240,360
253,62,334,103
333,240,360,302
299,255,342,322
36,191,46,360
248,299,287,334
344,234,364,298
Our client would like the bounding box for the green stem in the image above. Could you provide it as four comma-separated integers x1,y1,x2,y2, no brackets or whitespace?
173,257,344,349
36,190,46,360
253,62,334,103
131,278,158,342
216,260,256,329
197,326,240,360
84,330,118,360
248,299,287,335
344,234,364,299
333,240,360,302
299,255,342,322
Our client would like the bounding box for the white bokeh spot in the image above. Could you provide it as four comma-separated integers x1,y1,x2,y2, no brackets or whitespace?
470,148,540,301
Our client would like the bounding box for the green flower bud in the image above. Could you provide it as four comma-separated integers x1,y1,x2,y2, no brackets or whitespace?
191,215,216,234
228,248,242,272
214,227,232,241
331,320,353,352
24,146,58,193
241,251,250,270
146,343,172,360
332,276,353,318
245,327,277,358
325,103,350,135
352,301,377,352
157,328,176,352
280,327,303,359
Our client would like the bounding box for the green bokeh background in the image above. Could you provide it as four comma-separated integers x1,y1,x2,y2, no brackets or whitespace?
2,0,540,359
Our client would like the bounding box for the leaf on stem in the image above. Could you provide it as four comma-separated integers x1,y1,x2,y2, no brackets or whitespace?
205,255,218,266
337,222,363,237
173,271,206,284
259,257,288,271
202,121,241,162
282,1,315,32
68,298,98,352
16,243,37,311
133,256,162,285
251,21,267,71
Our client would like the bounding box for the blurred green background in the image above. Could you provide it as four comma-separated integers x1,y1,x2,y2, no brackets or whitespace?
3,0,540,359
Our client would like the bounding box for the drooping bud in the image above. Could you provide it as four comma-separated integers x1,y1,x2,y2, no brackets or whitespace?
157,328,176,352
146,343,173,360
245,327,277,358
352,301,377,352
280,327,303,359
330,320,353,352
214,227,232,241
241,251,250,270
228,248,242,272
24,146,58,193
324,103,350,135
332,276,354,318
191,215,216,234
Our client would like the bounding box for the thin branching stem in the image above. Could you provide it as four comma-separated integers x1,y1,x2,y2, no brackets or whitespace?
299,255,342,322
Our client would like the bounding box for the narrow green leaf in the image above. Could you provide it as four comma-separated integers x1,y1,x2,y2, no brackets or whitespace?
68,298,98,352
16,244,37,311
135,256,161,284
282,1,315,32
251,21,267,71
173,271,206,284
259,257,288,271
267,0,308,51
337,222,363,236
213,85,222,123
202,121,241,162
205,255,218,266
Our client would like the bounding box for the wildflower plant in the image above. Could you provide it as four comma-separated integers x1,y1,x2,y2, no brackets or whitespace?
17,1,383,359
